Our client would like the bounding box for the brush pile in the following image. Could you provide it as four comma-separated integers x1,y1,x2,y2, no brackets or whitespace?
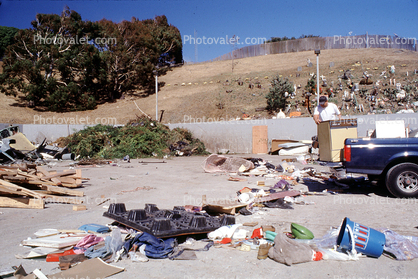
59,117,208,159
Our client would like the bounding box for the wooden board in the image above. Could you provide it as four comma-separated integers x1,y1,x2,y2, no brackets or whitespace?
202,195,247,215
0,197,44,209
252,125,268,154
255,190,300,203
38,194,83,204
39,185,84,197
0,179,44,199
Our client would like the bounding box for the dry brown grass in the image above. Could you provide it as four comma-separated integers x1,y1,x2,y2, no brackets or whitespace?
0,48,417,125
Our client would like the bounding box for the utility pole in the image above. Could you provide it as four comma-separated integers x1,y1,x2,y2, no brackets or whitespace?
315,49,320,104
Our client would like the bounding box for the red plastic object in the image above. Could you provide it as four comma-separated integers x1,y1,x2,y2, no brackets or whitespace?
251,228,263,239
220,238,232,244
46,249,76,262
312,251,323,261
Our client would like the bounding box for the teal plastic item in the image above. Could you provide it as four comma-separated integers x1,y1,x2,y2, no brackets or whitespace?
78,223,110,233
265,230,277,241
291,223,314,239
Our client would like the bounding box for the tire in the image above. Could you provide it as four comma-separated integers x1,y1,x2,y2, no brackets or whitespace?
386,163,418,198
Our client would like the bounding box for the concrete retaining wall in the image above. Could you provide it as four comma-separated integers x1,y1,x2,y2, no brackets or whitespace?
168,113,418,153
2,113,417,154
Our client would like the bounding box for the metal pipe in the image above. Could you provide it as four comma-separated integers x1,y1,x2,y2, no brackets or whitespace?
155,72,158,120
316,53,320,104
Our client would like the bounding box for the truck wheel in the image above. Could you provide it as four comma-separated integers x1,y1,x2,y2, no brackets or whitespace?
386,163,418,198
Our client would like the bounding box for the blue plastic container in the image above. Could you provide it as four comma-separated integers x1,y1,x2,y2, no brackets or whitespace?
337,217,386,258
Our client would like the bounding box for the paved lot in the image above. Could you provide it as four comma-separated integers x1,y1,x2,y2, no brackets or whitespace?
1,155,418,279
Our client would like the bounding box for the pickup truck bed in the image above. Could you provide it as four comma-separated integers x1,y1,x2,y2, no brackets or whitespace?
343,137,418,198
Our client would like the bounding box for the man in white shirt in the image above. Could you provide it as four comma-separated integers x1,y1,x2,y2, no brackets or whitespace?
313,95,341,124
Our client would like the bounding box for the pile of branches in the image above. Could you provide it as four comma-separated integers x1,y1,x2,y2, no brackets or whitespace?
60,117,208,159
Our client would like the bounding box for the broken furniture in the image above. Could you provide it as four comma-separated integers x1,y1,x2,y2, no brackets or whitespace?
103,203,235,238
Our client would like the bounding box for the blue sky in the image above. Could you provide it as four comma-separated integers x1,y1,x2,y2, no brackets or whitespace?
1,0,417,62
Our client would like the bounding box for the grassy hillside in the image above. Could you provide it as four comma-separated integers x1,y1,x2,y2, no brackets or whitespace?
0,48,417,125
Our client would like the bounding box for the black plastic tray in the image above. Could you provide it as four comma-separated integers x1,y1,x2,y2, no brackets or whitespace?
103,203,235,238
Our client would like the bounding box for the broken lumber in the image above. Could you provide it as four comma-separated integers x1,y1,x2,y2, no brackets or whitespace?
0,197,44,209
39,185,84,197
255,190,300,203
0,179,44,199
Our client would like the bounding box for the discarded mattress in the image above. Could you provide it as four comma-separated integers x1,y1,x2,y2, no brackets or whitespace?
202,154,254,173
103,203,235,238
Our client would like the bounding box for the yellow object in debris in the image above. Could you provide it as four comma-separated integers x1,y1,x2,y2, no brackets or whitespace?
8,132,36,152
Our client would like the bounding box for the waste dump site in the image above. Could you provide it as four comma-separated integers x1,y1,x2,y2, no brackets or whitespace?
0,115,418,279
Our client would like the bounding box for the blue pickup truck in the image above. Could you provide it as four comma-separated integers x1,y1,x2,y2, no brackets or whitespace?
343,137,418,198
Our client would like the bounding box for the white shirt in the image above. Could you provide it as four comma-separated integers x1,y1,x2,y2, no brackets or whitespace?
314,102,341,121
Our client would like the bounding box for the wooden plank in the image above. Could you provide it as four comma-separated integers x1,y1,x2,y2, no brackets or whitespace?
73,205,87,211
58,177,77,185
41,170,76,180
60,183,80,188
37,166,62,186
0,170,17,176
0,197,44,209
255,190,300,203
75,169,82,186
17,170,41,180
2,175,28,182
38,185,83,196
39,185,84,197
36,166,51,176
41,194,83,204
252,125,268,154
0,179,44,199
51,177,62,186
202,195,246,215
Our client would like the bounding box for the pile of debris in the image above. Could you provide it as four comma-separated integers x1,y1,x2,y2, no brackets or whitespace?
0,163,86,209
60,117,208,159
0,125,74,164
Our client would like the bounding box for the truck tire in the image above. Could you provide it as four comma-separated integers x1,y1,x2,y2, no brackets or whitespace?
386,163,418,198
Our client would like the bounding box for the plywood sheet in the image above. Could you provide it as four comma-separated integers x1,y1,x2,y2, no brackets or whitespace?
252,125,268,154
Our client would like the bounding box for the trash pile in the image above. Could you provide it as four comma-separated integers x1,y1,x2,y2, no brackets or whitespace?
11,213,418,278
5,154,418,279
60,117,208,159
0,126,74,164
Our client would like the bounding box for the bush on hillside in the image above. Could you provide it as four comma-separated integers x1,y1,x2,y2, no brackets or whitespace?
265,75,294,113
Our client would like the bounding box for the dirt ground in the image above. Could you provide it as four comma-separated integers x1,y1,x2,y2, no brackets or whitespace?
1,154,418,279
1,48,418,125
